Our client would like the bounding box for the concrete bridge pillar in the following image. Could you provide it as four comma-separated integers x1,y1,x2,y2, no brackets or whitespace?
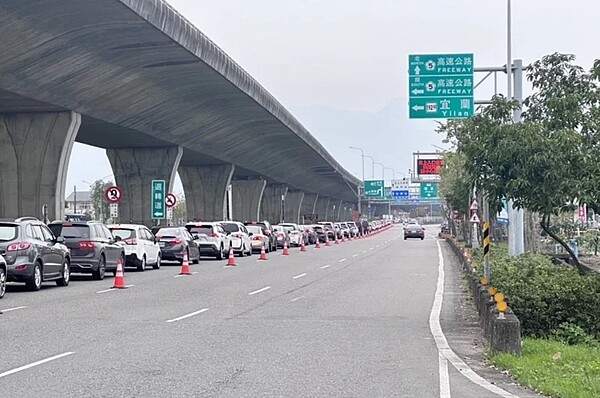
315,196,330,221
299,193,318,224
283,190,304,225
179,164,234,222
327,200,340,222
107,146,183,226
0,112,80,221
260,184,288,224
231,179,267,222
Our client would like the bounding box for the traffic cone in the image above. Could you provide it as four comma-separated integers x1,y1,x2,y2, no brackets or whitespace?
341,234,346,243
282,240,290,255
113,257,127,289
259,242,268,260
334,235,339,244
300,240,307,252
325,234,331,246
226,246,237,266
315,240,321,249
179,252,192,275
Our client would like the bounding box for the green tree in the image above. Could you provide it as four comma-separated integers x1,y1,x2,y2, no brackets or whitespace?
90,180,114,223
172,197,187,224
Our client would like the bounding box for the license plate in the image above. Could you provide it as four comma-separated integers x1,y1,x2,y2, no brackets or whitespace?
159,242,165,247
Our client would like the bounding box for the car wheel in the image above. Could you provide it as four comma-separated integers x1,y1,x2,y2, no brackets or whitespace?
93,255,106,280
0,267,6,299
56,259,70,287
153,254,161,270
192,250,200,264
421,237,424,240
404,237,407,240
26,262,42,291
137,255,146,272
216,245,224,260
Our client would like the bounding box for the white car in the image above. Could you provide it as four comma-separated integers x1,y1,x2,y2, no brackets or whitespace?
107,224,161,271
279,223,303,246
185,222,229,260
218,221,252,257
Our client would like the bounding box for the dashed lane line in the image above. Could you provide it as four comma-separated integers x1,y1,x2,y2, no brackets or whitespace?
0,352,74,379
292,273,307,279
248,286,271,296
166,308,209,323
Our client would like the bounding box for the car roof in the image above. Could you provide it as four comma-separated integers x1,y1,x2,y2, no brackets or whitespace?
107,224,145,229
186,222,218,226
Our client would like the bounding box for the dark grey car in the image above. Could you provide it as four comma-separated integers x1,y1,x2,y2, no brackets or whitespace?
0,217,71,291
48,221,124,280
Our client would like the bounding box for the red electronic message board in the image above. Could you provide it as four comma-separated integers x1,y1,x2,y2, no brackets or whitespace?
417,159,444,175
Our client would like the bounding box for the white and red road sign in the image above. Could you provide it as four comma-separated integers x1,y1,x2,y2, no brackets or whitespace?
165,193,177,208
105,186,122,204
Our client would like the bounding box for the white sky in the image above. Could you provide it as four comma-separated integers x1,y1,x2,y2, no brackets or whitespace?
66,0,599,195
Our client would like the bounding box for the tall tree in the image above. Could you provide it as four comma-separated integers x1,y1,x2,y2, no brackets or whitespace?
90,180,114,223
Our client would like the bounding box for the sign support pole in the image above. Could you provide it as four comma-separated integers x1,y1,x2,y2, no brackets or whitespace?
483,198,491,279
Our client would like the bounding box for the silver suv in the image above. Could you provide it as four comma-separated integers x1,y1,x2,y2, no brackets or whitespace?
185,222,229,260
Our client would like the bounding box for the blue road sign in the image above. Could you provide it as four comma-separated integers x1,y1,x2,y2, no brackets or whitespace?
392,190,410,200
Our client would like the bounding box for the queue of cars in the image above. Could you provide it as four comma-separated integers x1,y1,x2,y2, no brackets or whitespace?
0,216,393,299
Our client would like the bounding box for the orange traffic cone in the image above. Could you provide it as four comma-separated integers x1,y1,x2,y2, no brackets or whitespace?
334,235,339,244
300,240,307,252
315,240,321,249
259,242,268,260
226,246,237,266
348,234,352,241
325,234,331,246
113,257,127,289
341,234,346,242
179,252,192,275
282,240,290,255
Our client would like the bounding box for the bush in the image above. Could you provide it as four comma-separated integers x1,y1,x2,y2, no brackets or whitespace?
550,322,599,347
472,246,600,339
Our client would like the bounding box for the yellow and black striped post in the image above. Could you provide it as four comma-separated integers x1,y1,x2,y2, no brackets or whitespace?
483,220,491,278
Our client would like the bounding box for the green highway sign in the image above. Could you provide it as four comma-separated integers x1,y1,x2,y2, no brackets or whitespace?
364,180,384,199
420,182,439,199
151,180,166,219
409,53,474,119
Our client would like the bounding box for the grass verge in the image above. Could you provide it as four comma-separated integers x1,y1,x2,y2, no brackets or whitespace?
493,338,600,398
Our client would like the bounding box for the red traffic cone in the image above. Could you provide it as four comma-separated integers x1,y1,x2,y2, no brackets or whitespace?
348,234,352,241
113,257,127,289
300,240,307,252
325,234,331,247
179,252,192,275
334,235,339,244
341,234,346,243
315,239,321,249
282,240,290,255
226,246,237,266
259,242,268,260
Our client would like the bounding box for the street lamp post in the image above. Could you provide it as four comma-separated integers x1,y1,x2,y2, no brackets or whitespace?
374,162,384,181
349,146,366,215
364,155,375,179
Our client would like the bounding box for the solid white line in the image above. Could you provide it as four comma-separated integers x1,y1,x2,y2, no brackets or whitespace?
292,273,307,279
166,308,209,323
173,272,198,278
352,254,358,258
0,352,74,379
320,264,331,269
291,297,302,302
96,285,134,294
1,306,27,312
439,353,451,398
431,241,520,398
338,258,347,263
248,286,271,296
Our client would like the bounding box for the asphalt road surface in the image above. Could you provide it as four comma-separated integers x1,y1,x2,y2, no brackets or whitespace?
0,225,542,398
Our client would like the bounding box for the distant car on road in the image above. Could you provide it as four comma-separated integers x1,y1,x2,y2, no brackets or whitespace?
0,253,6,299
279,223,303,246
404,224,425,240
153,226,200,264
185,222,229,260
218,221,252,257
244,221,277,252
246,225,270,253
49,220,124,280
108,224,161,271
1,217,71,290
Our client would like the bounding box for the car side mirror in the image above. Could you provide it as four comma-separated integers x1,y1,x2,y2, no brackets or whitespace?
248,232,253,236
193,234,200,240
55,236,65,244
114,235,122,242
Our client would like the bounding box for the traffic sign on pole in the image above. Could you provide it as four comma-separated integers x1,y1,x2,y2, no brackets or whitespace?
419,182,439,199
105,186,122,204
364,180,384,199
409,53,474,119
151,180,166,220
470,198,479,211
165,193,177,208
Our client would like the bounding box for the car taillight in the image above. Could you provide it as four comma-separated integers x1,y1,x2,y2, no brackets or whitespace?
277,233,283,238
209,233,219,238
124,238,137,245
15,264,27,270
79,241,95,249
7,242,31,251
170,239,183,244
252,236,262,241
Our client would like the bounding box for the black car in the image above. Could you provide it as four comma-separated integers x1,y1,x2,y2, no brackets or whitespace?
0,217,71,291
404,224,425,240
153,226,200,264
48,221,124,280
0,254,7,298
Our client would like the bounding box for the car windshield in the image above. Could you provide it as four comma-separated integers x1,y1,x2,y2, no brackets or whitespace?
187,226,213,235
49,224,90,239
0,224,18,241
155,228,182,237
220,223,240,233
247,226,263,234
110,228,136,240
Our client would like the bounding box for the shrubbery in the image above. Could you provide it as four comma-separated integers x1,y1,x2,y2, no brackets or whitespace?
471,247,600,340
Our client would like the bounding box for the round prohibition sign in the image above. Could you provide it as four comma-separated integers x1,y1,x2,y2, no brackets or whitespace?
105,186,122,204
165,193,177,208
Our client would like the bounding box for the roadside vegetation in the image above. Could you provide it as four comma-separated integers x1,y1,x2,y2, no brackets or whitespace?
439,53,600,397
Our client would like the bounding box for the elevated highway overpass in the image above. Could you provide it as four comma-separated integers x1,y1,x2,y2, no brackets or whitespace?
0,0,360,225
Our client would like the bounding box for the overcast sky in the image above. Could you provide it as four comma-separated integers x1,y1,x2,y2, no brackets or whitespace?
66,0,599,195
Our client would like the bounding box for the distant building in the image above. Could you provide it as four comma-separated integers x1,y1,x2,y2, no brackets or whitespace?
65,190,92,215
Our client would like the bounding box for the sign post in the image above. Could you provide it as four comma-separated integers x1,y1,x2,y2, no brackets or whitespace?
151,180,166,220
409,53,474,119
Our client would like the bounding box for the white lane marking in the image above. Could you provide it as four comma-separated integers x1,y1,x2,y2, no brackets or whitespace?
173,272,198,278
320,264,331,269
0,352,74,379
370,247,374,250
1,306,27,313
292,273,307,279
96,285,134,294
431,241,520,398
352,254,359,258
166,308,209,323
291,297,302,302
439,353,451,398
362,250,367,254
248,286,271,296
338,258,347,263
